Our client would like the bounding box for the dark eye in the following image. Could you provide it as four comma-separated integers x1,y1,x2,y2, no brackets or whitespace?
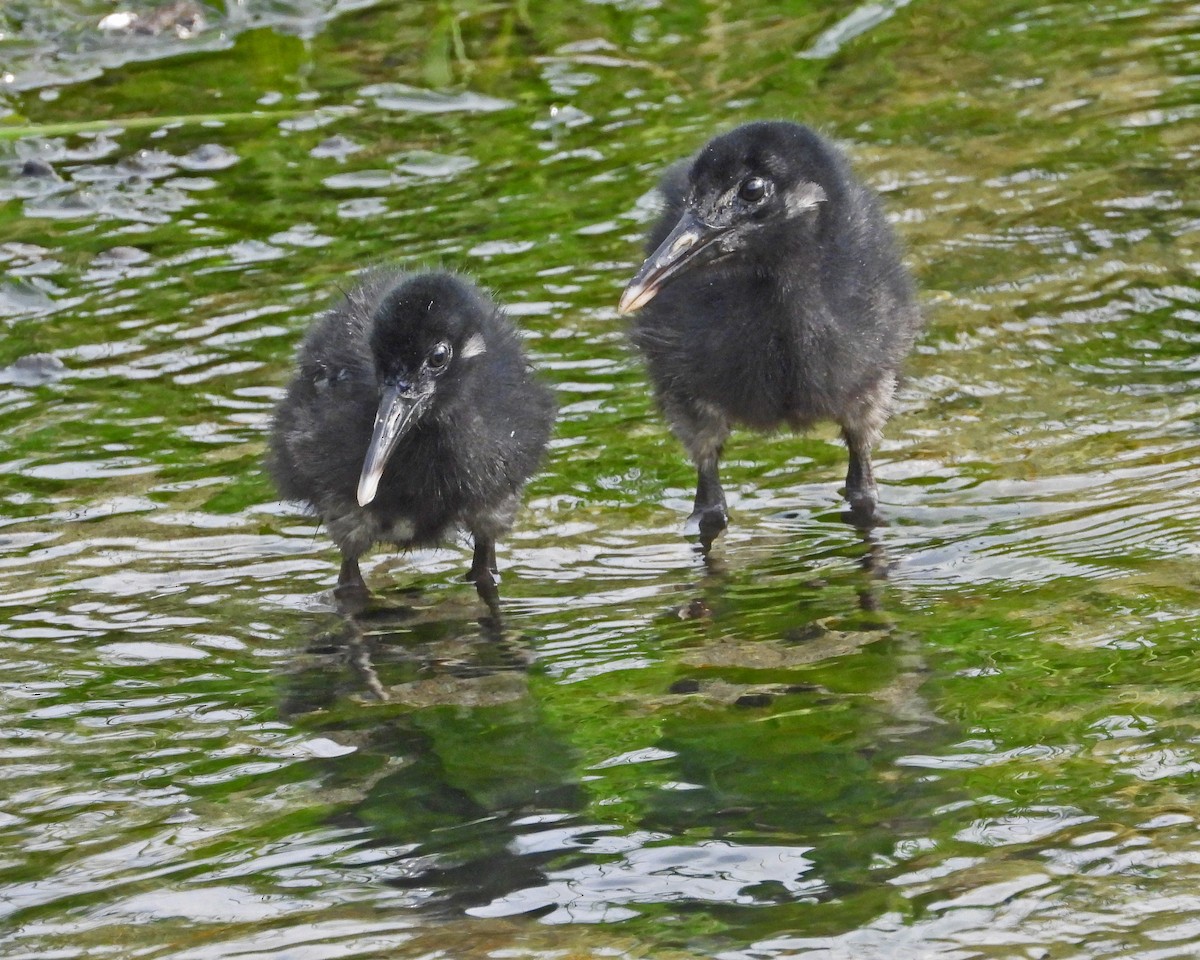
738,176,768,203
428,341,452,370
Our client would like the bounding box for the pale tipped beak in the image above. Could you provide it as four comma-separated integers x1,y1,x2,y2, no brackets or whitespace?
618,209,728,314
356,383,431,507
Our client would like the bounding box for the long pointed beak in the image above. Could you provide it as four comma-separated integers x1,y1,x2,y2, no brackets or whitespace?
618,210,728,314
357,383,431,507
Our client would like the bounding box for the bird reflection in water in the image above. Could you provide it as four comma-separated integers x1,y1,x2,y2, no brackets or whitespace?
664,520,936,736
280,586,530,716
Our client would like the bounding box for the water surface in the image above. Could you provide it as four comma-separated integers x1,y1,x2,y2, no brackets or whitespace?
1,1,1198,957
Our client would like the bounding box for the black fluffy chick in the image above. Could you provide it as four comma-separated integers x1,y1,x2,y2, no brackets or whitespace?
620,121,922,545
269,270,554,600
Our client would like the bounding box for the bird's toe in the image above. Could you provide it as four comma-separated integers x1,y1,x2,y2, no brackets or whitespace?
334,581,372,615
335,556,371,613
683,504,728,546
464,563,500,587
843,492,885,530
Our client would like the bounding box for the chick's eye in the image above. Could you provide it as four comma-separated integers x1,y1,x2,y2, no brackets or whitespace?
428,342,452,370
738,176,768,203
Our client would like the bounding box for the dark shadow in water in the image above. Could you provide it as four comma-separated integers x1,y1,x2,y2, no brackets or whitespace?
276,576,593,916
336,571,504,632
280,575,519,718
851,519,891,614
274,520,959,929
605,515,962,927
690,513,892,623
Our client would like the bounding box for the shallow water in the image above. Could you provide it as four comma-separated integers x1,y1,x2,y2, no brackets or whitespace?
1,0,1198,957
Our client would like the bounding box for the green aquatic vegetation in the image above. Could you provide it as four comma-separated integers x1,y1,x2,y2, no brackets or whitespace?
0,0,1197,958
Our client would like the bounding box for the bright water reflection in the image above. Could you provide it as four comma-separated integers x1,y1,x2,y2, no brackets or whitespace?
1,0,1198,958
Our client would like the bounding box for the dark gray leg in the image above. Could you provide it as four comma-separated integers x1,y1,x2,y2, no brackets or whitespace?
844,428,876,502
467,535,503,626
335,556,370,614
664,396,731,548
840,372,897,525
842,427,879,526
840,374,896,527
467,535,498,585
338,556,366,590
688,452,728,549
